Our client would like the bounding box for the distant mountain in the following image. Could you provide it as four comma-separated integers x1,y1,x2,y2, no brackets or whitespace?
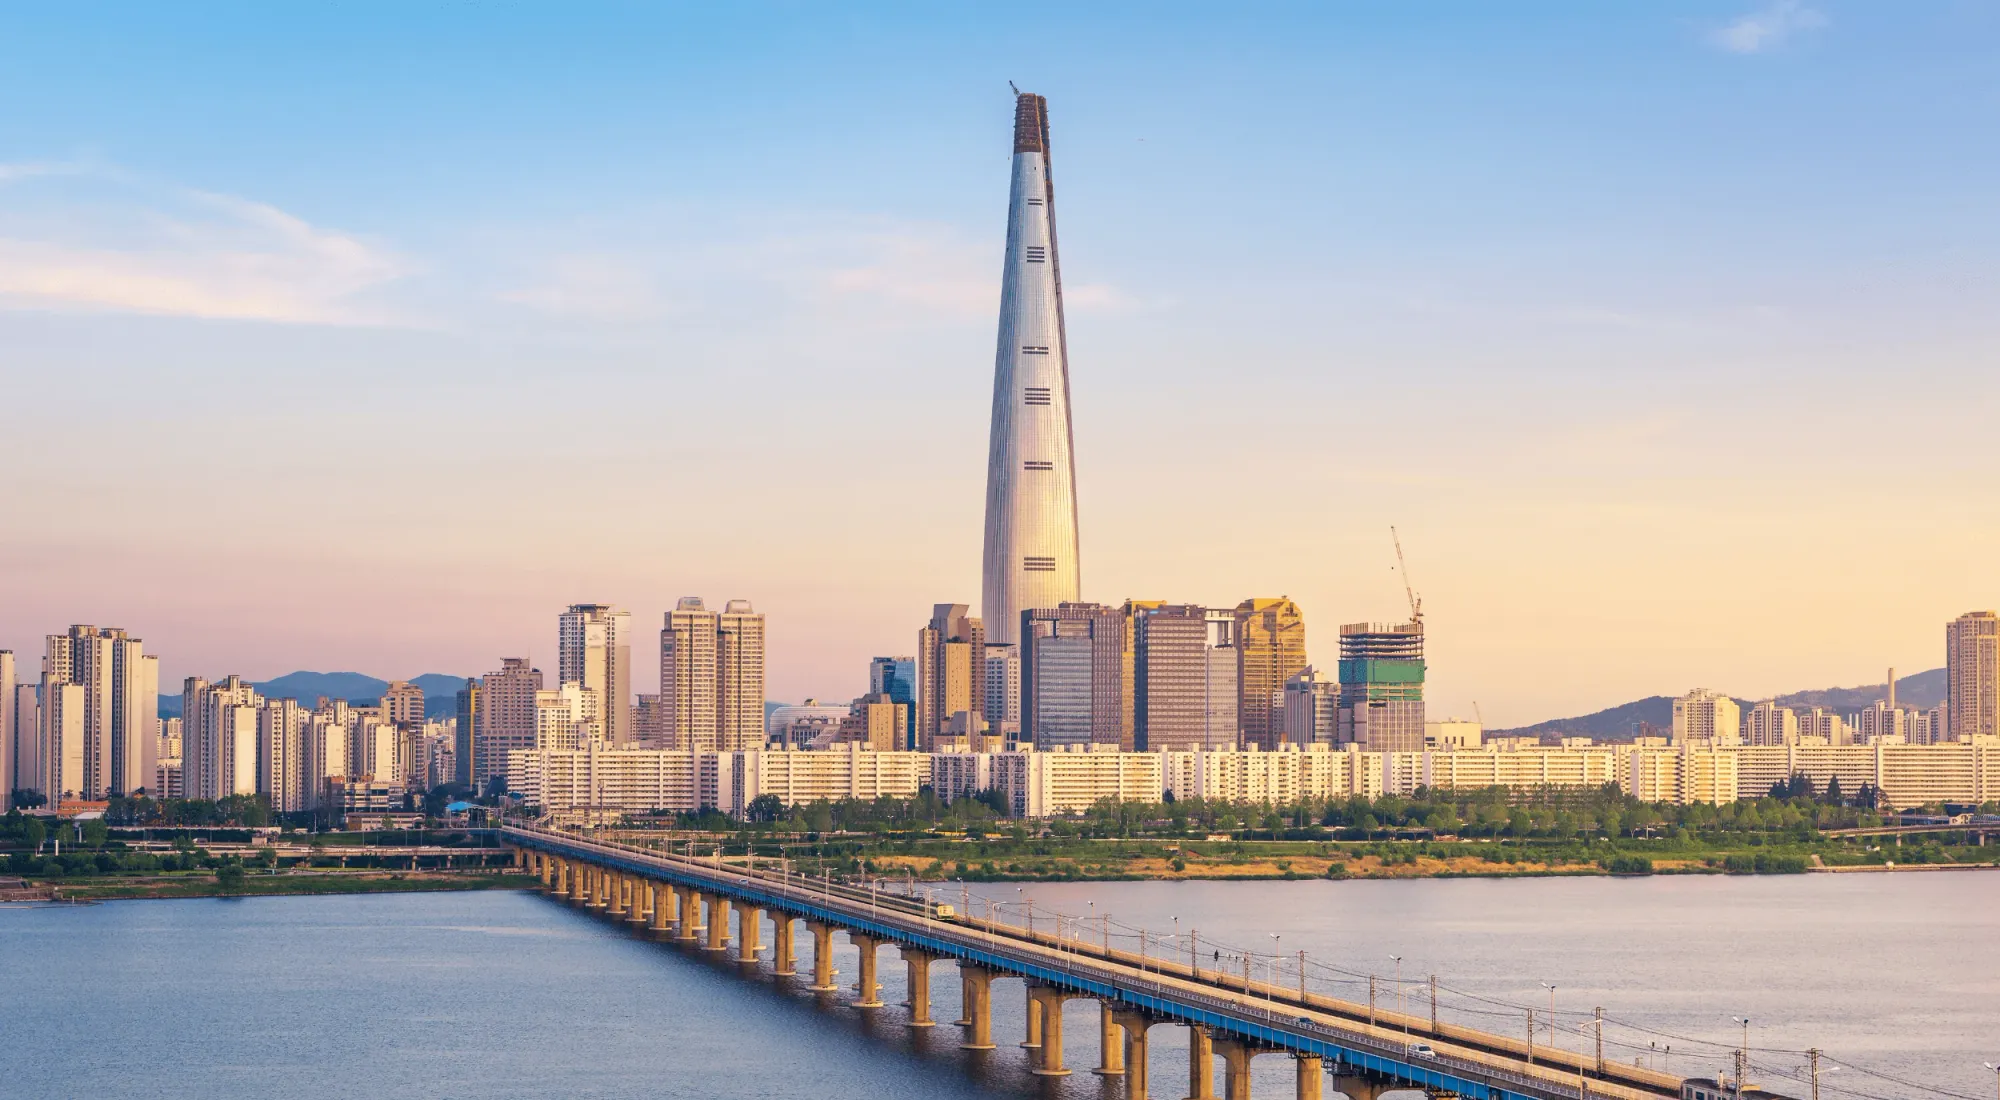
158,671,471,719
1494,669,1947,740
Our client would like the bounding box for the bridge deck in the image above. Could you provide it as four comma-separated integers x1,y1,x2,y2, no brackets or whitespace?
506,825,1689,1100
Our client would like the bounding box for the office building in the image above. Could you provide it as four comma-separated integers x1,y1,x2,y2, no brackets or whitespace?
1020,602,1125,750
980,90,1082,647
453,678,479,787
982,646,1021,742
838,693,910,752
1236,599,1308,751
917,604,985,750
475,659,542,789
0,651,12,810
560,603,634,744
1337,621,1426,752
869,655,919,748
1132,604,1238,751
1670,688,1742,746
1283,666,1340,746
1947,610,1998,742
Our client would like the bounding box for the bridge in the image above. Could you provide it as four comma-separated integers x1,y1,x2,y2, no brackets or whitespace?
504,824,1731,1100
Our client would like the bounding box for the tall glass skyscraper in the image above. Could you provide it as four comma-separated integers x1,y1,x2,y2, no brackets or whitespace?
982,89,1082,646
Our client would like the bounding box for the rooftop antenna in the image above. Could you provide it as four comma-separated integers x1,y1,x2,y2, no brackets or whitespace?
1391,526,1422,629
1009,80,1021,95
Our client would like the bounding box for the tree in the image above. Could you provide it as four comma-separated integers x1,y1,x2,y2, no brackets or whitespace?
80,819,110,848
1822,775,1844,806
745,794,786,824
215,862,247,890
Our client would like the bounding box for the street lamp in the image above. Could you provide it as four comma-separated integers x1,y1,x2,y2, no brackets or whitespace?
1731,1017,1753,1100
1268,933,1282,1005
1541,982,1558,1047
1390,955,1405,1032
1982,1062,1998,1100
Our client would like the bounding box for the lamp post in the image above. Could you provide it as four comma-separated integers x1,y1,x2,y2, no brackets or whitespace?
1268,933,1282,1006
1981,1062,1998,1100
1730,1017,1752,1100
1541,982,1558,1049
1390,955,1405,1032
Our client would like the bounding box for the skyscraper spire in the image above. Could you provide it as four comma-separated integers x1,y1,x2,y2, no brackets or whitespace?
982,89,1081,646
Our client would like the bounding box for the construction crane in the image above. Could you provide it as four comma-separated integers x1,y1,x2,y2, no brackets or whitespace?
1390,525,1423,630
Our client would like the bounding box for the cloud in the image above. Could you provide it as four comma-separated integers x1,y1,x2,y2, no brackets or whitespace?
0,166,406,324
1711,0,1827,54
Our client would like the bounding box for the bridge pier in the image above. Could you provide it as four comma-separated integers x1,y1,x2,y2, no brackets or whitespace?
903,949,936,1026
1327,1075,1393,1100
590,865,609,909
608,873,629,918
1022,986,1043,1049
704,896,728,952
648,882,669,933
850,933,884,1008
1186,1025,1216,1100
1094,1002,1125,1075
958,965,996,1049
568,860,586,904
1111,1010,1154,1100
678,890,703,942
734,900,762,963
772,915,796,975
806,922,839,992
1211,1037,1259,1100
1028,985,1075,1076
1295,1056,1322,1100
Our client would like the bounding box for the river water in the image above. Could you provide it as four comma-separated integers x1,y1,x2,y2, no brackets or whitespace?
1,873,1991,1100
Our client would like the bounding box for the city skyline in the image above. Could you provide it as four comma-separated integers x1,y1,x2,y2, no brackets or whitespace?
3,4,1999,725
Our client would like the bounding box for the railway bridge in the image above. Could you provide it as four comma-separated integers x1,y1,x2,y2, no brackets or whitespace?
504,824,1715,1100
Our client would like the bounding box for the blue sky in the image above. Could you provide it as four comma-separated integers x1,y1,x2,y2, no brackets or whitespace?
2,2,1996,724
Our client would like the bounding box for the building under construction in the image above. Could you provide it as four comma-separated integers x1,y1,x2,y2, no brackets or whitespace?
1336,621,1426,752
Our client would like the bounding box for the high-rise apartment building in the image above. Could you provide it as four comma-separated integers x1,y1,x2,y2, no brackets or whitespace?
0,650,13,810
453,678,479,787
186,675,260,800
1020,603,1125,750
917,604,986,751
38,626,158,798
1337,621,1426,753
1947,610,1998,743
982,646,1021,743
869,656,918,749
1283,666,1340,746
380,680,425,729
981,90,1082,647
475,659,542,789
1133,604,1238,751
12,683,40,805
1744,701,1800,747
1236,599,1308,751
533,681,600,754
302,705,349,810
257,698,308,813
1795,706,1851,745
837,693,910,752
660,598,765,752
1670,688,1742,746
560,603,633,744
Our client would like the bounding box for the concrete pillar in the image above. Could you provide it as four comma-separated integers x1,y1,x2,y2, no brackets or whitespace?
1031,987,1071,1076
1295,1056,1323,1100
772,915,796,975
1022,988,1044,1049
568,861,586,903
1096,1002,1126,1075
589,866,606,908
1213,1038,1253,1100
678,890,703,942
705,896,728,952
735,901,762,963
904,950,934,1026
1327,1076,1388,1100
851,933,883,1008
608,873,628,917
808,922,838,992
1186,1025,1215,1100
629,879,650,925
960,965,996,1050
648,882,669,933
1113,1011,1153,1100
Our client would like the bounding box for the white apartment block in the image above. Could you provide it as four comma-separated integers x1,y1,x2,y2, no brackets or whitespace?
1672,689,1742,745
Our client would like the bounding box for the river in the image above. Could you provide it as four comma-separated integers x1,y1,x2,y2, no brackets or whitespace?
2,872,1991,1100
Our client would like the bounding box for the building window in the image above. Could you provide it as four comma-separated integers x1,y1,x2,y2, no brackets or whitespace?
1023,460,1054,471
1024,387,1051,406
1023,557,1058,572
1025,246,1046,263
1021,345,1050,355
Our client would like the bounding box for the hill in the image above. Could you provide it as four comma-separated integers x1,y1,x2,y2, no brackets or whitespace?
1495,668,1946,740
158,671,470,719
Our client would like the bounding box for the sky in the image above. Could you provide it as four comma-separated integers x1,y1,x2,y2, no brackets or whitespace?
2,2,1996,727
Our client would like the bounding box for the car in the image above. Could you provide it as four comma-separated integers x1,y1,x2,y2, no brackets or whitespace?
1407,1043,1437,1059
1296,1016,1313,1028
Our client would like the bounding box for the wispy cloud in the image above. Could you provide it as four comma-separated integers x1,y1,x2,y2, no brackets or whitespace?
0,165,406,324
1711,0,1827,54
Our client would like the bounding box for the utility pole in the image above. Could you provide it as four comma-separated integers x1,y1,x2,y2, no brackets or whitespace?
1808,1049,1820,1100
1430,975,1440,1032
1368,976,1378,1025
1526,1009,1535,1066
1595,1006,1605,1074
1299,950,1308,1003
